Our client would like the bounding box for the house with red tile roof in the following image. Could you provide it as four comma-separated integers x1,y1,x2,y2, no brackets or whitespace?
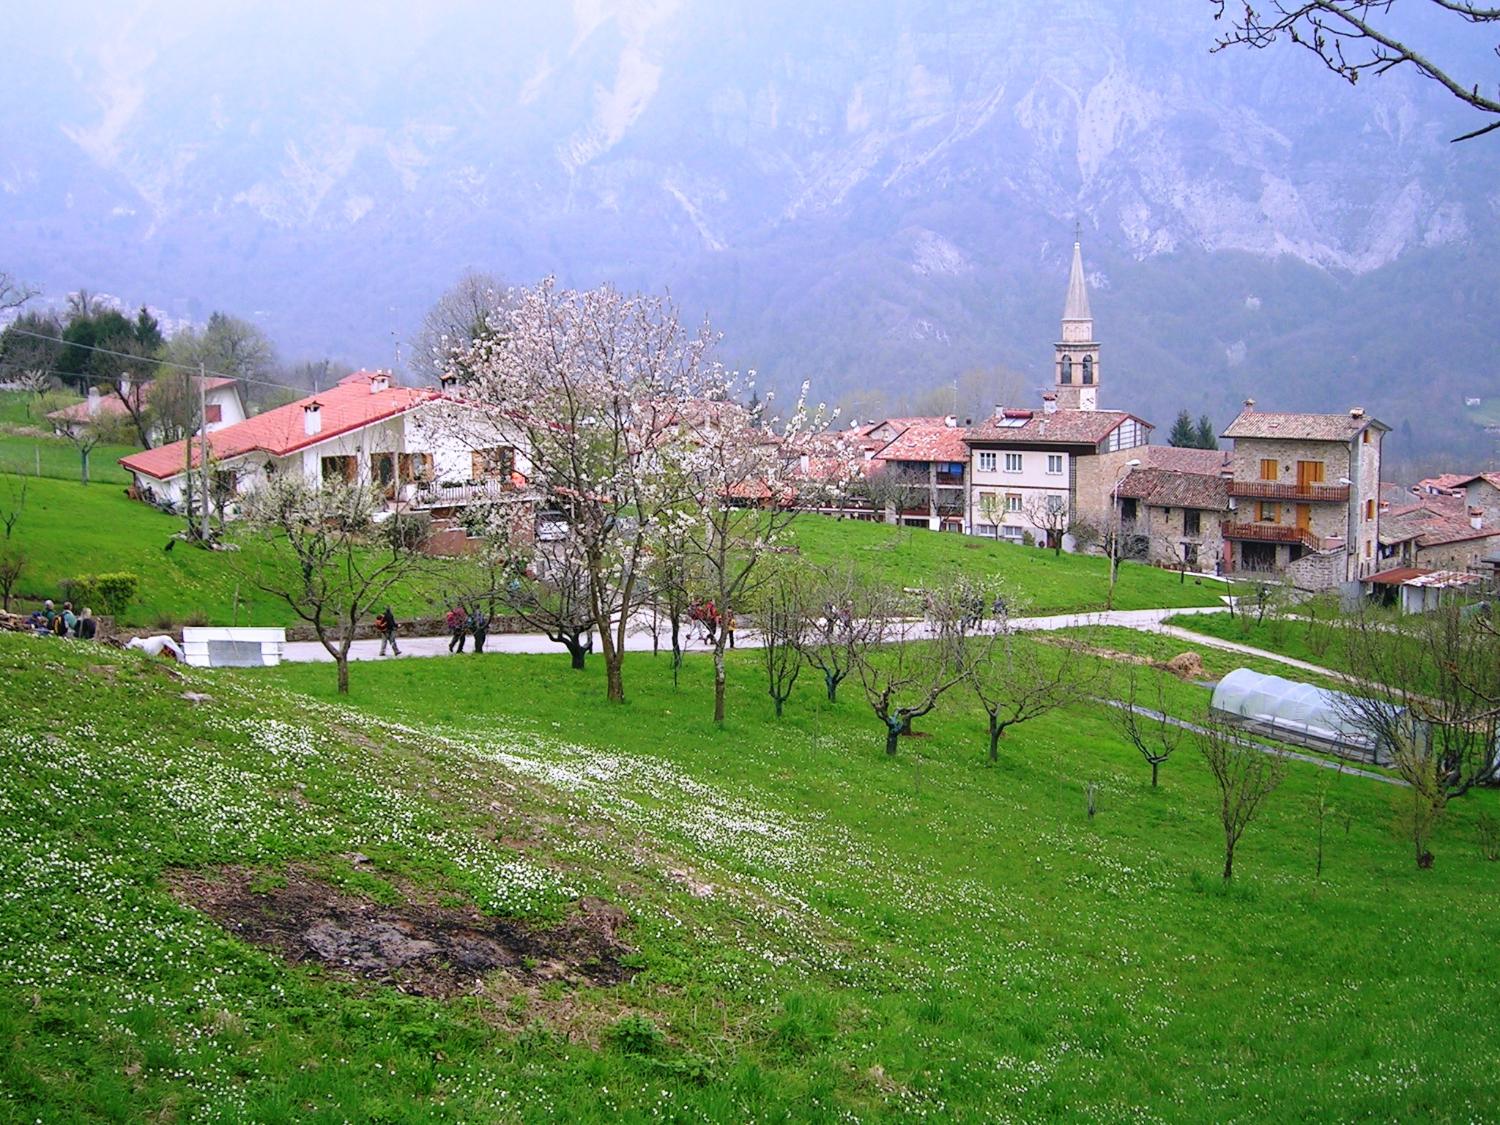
868,420,972,531
48,375,245,443
119,371,529,520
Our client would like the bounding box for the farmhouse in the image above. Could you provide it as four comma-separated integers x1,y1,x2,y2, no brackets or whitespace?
48,374,246,441
119,371,529,520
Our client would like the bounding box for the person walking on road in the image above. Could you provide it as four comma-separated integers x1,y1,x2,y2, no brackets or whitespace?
446,604,468,653
469,608,489,654
375,606,401,656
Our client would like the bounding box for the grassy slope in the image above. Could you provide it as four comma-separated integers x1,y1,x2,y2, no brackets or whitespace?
3,631,1498,1121
4,476,463,628
0,390,137,485
789,516,1225,613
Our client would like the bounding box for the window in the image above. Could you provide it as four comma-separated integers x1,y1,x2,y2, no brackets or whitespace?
1362,430,1371,445
1257,501,1279,523
204,403,223,424
977,451,997,473
1121,498,1138,522
1260,458,1278,482
1004,453,1023,473
1082,356,1093,384
1047,454,1064,475
1182,543,1199,567
1183,509,1201,535
1005,493,1022,512
1364,539,1373,558
400,452,433,483
1296,460,1325,488
1001,525,1024,542
1045,494,1065,514
976,491,998,518
1365,498,1375,521
320,455,356,484
472,447,515,480
975,523,997,538
1060,356,1072,384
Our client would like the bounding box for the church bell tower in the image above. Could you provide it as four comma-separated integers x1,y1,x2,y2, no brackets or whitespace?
1054,232,1099,412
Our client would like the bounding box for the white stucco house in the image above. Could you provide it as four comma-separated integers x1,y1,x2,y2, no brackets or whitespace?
49,374,246,441
119,371,529,518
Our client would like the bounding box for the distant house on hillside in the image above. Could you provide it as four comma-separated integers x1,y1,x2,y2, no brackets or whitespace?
119,371,529,527
868,418,971,531
48,375,245,442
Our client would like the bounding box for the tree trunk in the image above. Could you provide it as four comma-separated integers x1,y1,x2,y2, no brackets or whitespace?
605,655,624,703
713,639,727,724
825,670,838,703
885,723,900,756
568,640,587,670
336,655,350,695
988,714,1001,763
1222,842,1234,881
899,714,913,735
80,449,90,485
774,695,784,718
1151,759,1160,788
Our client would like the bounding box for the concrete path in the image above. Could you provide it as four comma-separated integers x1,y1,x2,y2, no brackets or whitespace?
280,603,1236,664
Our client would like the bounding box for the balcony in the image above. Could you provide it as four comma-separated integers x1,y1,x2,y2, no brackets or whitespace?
1222,521,1339,553
1228,480,1349,503
935,485,966,515
409,480,534,510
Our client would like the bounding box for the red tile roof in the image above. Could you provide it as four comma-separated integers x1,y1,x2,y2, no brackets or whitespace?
120,372,435,481
871,424,971,463
1222,409,1387,442
1117,468,1229,511
966,409,1149,446
1138,446,1230,475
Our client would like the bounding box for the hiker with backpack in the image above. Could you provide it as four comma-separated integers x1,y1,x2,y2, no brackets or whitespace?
445,604,468,653
469,607,489,654
375,606,401,656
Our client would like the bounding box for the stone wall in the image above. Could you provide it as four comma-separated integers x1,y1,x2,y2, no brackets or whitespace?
1285,549,1345,591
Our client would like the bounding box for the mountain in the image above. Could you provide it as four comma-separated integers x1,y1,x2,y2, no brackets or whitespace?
4,0,1498,471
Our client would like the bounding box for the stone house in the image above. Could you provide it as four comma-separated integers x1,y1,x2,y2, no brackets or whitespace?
1377,499,1500,573
1114,447,1232,570
1219,403,1387,585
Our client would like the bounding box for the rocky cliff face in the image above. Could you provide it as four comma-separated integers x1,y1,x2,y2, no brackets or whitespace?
5,0,1496,463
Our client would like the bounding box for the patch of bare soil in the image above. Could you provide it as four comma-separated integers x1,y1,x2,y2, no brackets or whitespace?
168,866,635,998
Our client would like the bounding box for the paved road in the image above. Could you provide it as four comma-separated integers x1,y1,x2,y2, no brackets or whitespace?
280,604,1236,664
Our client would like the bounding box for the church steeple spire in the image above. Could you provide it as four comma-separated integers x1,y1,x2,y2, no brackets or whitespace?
1054,232,1100,411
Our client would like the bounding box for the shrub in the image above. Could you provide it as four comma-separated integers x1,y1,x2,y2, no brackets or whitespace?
609,1013,666,1056
62,573,139,617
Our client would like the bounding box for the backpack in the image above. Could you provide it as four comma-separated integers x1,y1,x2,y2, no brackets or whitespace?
374,613,389,632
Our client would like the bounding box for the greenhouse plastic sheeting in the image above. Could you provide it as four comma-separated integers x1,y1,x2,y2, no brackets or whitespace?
1210,667,1385,754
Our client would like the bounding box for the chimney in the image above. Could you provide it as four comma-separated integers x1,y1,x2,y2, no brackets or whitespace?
993,403,1004,420
370,372,391,394
303,400,322,436
86,386,101,416
1472,506,1484,530
1042,392,1058,415
944,414,957,428
438,372,458,391
1242,398,1256,412
1349,406,1365,419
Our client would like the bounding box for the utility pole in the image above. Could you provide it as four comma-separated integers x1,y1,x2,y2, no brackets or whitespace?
199,362,211,535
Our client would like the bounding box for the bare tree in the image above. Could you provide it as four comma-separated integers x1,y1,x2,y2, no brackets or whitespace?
447,279,711,704
752,563,811,718
969,628,1097,765
1022,493,1071,555
1110,666,1190,786
411,271,511,385
0,474,25,539
0,547,24,611
852,583,969,755
1212,1,1500,142
501,538,598,670
42,392,132,485
1196,712,1289,880
0,271,36,313
242,477,430,695
798,565,883,703
859,464,927,524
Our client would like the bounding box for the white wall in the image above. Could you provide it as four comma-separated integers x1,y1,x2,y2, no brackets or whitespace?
968,447,1069,539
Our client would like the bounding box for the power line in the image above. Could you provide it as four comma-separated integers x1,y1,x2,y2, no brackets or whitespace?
0,326,335,394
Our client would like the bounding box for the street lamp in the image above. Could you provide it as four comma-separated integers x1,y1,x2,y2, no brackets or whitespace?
1107,458,1142,611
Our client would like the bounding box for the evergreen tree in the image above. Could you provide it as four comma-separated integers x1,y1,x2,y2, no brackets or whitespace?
1195,414,1218,450
1168,409,1196,447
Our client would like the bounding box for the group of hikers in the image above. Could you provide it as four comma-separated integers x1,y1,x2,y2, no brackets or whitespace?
27,599,98,640
369,604,489,656
687,599,736,647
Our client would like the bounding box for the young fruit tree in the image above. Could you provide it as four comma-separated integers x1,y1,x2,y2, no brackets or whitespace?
798,564,883,703
751,563,812,718
1110,665,1190,787
242,476,431,694
672,383,833,723
964,615,1097,764
503,539,598,671
1195,712,1288,881
444,279,711,704
42,393,133,485
0,547,24,611
1333,606,1500,867
852,582,970,756
1021,493,1070,555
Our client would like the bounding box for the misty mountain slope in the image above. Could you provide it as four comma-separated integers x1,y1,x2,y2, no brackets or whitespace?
3,0,1497,466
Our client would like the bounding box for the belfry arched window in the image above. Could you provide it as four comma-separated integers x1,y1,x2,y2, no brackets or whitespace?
1082,356,1093,385
1060,356,1072,384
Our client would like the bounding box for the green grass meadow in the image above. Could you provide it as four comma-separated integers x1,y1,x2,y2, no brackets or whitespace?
1,628,1497,1121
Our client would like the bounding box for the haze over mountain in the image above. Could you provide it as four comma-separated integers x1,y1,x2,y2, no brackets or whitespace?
5,0,1498,470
